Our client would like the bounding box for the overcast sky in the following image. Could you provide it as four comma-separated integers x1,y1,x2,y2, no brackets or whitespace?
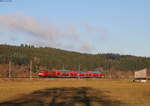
0,0,150,56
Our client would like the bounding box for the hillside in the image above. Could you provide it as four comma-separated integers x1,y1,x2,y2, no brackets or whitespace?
0,44,150,73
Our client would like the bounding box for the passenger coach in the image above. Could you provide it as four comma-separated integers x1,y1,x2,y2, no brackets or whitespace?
38,70,104,78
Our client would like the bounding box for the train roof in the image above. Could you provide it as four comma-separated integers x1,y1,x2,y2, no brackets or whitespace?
50,70,102,73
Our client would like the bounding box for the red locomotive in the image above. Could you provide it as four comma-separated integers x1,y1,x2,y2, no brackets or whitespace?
38,70,104,78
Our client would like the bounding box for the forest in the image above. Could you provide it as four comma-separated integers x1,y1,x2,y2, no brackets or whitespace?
0,44,150,74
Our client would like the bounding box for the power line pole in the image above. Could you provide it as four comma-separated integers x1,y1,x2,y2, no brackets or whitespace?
30,60,32,79
78,64,80,79
62,64,65,70
8,60,11,78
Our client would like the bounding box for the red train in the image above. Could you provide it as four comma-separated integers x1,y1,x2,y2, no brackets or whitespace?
38,70,104,78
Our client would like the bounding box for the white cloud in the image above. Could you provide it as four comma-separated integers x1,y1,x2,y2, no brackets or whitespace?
0,13,101,53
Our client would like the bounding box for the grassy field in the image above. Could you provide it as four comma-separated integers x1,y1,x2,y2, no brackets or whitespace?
0,78,150,106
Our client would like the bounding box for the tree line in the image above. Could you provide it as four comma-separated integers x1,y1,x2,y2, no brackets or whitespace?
0,44,150,72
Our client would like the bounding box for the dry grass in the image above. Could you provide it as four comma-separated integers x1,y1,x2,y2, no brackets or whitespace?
0,78,150,105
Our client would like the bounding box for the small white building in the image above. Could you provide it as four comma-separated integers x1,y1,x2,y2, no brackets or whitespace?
134,68,147,82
